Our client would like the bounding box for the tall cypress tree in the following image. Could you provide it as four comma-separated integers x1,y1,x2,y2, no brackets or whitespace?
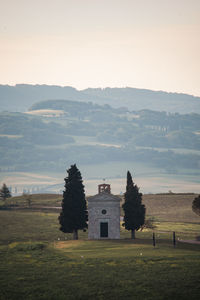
58,164,87,240
122,171,145,239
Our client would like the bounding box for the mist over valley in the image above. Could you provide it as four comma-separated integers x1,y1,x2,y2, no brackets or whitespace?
0,84,200,194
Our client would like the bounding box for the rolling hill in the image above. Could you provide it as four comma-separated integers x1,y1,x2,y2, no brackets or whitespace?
0,84,200,113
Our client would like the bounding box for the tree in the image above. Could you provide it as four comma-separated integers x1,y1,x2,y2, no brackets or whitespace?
58,164,87,240
0,183,11,202
122,171,145,239
192,195,200,216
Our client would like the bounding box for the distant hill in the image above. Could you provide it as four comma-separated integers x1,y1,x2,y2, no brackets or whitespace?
0,84,200,113
0,102,200,174
83,87,200,114
0,84,84,112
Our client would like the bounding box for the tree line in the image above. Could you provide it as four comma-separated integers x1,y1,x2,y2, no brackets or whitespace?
1,107,200,174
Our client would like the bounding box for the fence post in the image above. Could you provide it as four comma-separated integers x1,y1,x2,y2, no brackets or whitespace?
153,232,156,247
173,231,176,248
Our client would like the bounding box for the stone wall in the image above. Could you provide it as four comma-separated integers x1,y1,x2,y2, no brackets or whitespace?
88,193,120,239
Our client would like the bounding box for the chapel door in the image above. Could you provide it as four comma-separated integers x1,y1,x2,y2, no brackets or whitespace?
100,222,108,238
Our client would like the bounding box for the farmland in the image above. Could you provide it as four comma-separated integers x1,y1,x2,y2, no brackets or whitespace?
0,193,200,299
2,192,199,222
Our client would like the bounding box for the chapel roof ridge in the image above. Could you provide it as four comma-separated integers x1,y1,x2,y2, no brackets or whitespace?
88,191,121,202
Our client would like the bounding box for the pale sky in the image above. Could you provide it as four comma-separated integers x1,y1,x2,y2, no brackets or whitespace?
0,0,200,96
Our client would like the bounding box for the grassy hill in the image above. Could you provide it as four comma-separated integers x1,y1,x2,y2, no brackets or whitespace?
0,200,200,299
3,192,199,223
0,191,200,299
142,193,199,223
4,193,62,208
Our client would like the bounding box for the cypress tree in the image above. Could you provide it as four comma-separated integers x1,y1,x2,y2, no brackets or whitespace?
0,183,11,202
122,171,145,239
58,164,88,240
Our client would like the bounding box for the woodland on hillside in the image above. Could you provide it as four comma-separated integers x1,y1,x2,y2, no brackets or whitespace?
0,100,200,173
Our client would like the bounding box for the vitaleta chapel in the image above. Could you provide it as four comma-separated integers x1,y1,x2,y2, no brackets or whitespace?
88,183,121,239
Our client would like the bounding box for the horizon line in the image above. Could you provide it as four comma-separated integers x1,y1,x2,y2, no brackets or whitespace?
0,83,199,98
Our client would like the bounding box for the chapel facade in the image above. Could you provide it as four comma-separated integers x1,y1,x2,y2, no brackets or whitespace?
88,183,121,239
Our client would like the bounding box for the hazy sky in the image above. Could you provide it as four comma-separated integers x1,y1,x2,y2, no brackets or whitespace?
0,0,200,95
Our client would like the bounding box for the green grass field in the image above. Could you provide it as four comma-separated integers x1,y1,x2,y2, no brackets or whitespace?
0,194,200,299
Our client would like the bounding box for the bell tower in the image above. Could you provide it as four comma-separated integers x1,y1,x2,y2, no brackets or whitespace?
98,183,111,194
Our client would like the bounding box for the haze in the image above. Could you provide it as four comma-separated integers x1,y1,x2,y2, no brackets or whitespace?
0,0,200,96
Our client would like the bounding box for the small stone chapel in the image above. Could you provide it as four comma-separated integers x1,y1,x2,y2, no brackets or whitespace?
88,183,121,239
